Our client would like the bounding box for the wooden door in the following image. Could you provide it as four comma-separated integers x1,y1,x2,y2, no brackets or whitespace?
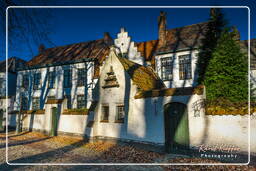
164,102,189,152
51,107,58,136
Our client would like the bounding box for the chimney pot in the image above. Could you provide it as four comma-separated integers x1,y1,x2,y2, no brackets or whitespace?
38,44,45,53
103,32,113,46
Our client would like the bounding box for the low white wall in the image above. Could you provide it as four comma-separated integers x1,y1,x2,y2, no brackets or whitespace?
189,110,256,153
22,113,91,136
57,115,88,135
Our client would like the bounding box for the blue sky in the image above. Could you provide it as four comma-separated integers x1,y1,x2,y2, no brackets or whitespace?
1,2,255,62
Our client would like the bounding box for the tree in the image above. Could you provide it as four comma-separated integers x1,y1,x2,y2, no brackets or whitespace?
0,0,55,59
197,8,227,84
204,30,248,104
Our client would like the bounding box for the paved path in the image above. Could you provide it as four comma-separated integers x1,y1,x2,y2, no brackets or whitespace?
0,131,255,170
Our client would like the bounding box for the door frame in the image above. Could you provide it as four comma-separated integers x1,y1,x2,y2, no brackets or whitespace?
164,102,189,152
50,107,58,136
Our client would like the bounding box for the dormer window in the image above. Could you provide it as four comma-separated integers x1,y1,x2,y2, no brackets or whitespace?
161,57,173,81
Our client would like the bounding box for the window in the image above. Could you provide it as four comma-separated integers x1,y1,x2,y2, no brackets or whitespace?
64,69,72,88
0,78,4,89
77,68,86,86
21,95,28,111
179,55,192,80
33,73,41,90
65,95,72,109
22,74,29,89
48,71,55,89
101,105,109,122
32,97,40,110
77,95,86,109
116,105,125,123
161,57,173,80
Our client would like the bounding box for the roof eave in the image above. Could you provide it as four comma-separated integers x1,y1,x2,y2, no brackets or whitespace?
17,58,95,71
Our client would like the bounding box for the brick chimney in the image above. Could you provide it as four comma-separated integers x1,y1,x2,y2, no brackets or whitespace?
38,44,45,53
103,32,113,46
158,11,167,47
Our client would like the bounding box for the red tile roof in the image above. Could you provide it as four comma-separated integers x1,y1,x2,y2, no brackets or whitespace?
26,39,111,67
157,22,209,53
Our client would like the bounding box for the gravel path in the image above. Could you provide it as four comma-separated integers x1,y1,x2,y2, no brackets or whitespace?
0,130,255,170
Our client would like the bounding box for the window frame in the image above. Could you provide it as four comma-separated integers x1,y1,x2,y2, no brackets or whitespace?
21,95,28,111
22,74,29,89
64,69,72,88
101,104,109,122
32,97,40,110
77,95,86,109
77,68,86,87
0,78,4,89
33,73,41,90
48,71,56,89
179,54,192,80
64,95,72,109
160,57,173,81
115,104,125,123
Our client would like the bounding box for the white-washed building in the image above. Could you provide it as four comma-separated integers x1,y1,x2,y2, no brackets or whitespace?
0,57,26,129
16,12,256,154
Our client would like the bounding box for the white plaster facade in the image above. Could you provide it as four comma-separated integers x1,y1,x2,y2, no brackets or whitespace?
0,72,17,127
15,28,256,155
15,61,96,111
155,50,199,88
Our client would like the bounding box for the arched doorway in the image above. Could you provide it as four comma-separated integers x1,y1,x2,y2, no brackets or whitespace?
164,102,189,152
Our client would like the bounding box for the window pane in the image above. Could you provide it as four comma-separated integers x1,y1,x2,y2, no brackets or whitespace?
179,55,192,80
33,73,41,90
64,69,72,88
65,95,72,109
77,68,86,86
116,105,125,122
101,105,109,121
48,72,55,89
32,98,40,110
77,95,85,109
22,74,29,89
161,57,173,81
21,95,28,111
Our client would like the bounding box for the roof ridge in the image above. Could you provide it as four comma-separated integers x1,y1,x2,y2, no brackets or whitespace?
42,38,105,52
166,21,209,31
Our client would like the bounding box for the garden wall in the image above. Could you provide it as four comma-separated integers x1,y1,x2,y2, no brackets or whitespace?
189,110,256,153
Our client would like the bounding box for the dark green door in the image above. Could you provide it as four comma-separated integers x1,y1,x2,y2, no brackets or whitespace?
0,109,3,130
51,107,58,136
164,102,189,152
